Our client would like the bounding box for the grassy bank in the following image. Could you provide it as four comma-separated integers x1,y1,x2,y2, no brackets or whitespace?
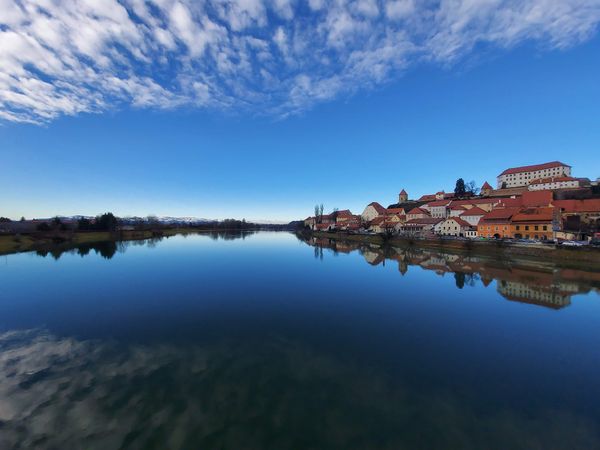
308,230,600,270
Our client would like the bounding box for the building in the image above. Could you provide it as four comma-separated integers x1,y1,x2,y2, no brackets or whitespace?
434,217,472,236
398,189,408,203
406,207,430,221
481,181,493,196
399,218,443,236
478,208,520,238
510,207,556,240
497,161,571,189
361,202,387,222
426,200,452,218
528,176,582,191
459,206,487,227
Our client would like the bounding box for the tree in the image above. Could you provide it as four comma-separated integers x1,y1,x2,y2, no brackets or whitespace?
465,180,480,196
454,178,466,198
319,204,324,220
36,222,51,232
314,204,320,222
78,217,92,230
20,216,25,222
96,212,118,231
0,217,11,223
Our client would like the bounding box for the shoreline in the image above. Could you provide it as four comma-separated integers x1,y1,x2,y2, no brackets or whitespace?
0,228,256,256
304,230,600,271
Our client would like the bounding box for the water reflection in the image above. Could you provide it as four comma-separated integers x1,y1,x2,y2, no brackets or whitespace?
299,235,600,310
1,328,598,450
31,231,257,260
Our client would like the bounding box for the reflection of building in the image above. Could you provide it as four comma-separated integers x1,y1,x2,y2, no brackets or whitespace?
497,281,571,309
297,234,599,310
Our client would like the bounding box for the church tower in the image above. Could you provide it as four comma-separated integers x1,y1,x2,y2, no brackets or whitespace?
399,189,408,203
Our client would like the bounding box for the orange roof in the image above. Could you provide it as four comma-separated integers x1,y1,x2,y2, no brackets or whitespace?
448,217,472,228
460,206,487,216
482,181,493,190
335,209,353,218
499,161,570,176
521,190,553,207
553,199,600,213
407,207,428,215
449,205,467,210
512,207,554,223
481,207,521,222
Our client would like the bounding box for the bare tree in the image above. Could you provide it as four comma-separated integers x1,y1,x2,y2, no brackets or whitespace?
465,180,480,196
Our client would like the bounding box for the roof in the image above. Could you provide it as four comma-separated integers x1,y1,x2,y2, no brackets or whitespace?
553,199,600,213
499,161,570,176
400,189,407,195
335,209,353,218
386,207,405,215
405,218,443,225
427,200,451,207
367,202,387,214
512,208,554,223
407,207,428,215
417,194,437,202
480,207,521,222
370,216,386,225
460,206,487,216
450,198,497,207
450,205,467,211
521,190,553,207
482,181,493,189
445,217,472,227
529,176,578,185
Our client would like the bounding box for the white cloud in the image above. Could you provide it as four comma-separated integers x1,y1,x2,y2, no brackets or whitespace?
0,0,599,123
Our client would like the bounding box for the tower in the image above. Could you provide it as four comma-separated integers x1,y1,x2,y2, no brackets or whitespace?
481,181,493,196
399,189,408,203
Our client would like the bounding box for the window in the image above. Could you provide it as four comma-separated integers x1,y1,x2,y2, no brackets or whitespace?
516,225,520,230
525,226,529,231
543,225,547,231
534,225,539,231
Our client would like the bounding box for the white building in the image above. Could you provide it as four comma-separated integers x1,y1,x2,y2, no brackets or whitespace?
434,217,472,236
497,161,571,189
528,176,581,191
458,206,487,227
426,200,451,218
361,202,387,222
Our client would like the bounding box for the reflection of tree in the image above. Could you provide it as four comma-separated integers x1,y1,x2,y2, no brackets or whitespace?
0,329,597,450
33,238,164,260
454,272,465,289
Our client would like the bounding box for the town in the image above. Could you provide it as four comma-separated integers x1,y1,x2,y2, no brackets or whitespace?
305,161,600,244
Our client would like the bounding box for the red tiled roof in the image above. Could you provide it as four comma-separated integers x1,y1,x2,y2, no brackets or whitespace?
417,194,437,202
407,207,428,215
427,200,451,207
482,181,493,190
444,217,472,228
521,190,553,207
512,207,554,223
553,199,600,213
386,208,405,215
450,205,467,210
335,209,353,218
370,216,386,225
529,176,578,185
481,207,521,222
460,206,487,216
450,198,497,207
499,161,570,176
367,202,387,214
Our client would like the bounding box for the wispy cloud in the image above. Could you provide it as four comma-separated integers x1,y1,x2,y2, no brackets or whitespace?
1,0,599,123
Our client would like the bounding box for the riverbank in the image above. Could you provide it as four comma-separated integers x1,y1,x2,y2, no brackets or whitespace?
0,228,204,256
305,230,600,270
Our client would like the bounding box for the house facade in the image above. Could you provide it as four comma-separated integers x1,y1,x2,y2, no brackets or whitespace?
361,202,387,222
434,217,472,236
528,177,581,191
510,208,555,240
497,161,571,189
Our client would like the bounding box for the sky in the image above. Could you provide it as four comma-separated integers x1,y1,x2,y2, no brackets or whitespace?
1,0,600,222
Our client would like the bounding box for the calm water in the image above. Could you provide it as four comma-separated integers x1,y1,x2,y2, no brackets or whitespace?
1,231,600,449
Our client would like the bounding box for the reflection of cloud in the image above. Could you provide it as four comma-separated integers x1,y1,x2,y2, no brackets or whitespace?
1,328,599,449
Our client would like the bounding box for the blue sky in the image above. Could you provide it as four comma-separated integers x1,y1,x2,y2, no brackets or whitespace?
1,0,600,222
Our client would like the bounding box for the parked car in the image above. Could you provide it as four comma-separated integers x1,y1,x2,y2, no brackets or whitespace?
560,241,584,247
